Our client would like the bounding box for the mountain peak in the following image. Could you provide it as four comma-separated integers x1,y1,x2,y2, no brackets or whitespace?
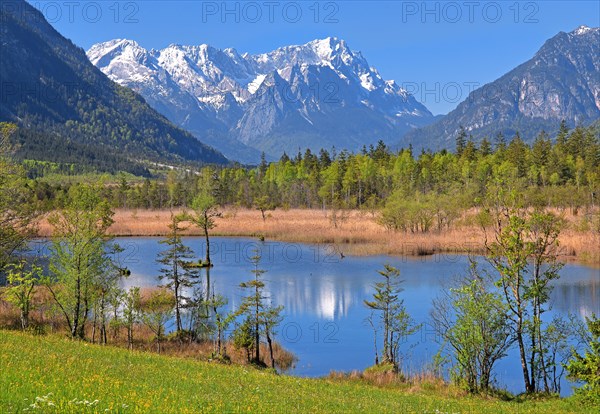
572,25,591,35
118,38,139,47
87,38,146,67
570,25,599,36
307,36,350,60
310,36,342,46
89,38,141,51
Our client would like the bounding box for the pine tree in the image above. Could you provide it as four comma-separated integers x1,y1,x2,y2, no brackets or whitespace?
364,264,419,369
186,192,221,267
479,137,492,157
157,213,199,335
556,119,569,148
456,126,467,156
259,152,268,178
237,250,266,364
494,132,506,152
235,249,283,366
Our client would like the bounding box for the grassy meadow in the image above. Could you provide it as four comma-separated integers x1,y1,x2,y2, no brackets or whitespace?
0,330,593,414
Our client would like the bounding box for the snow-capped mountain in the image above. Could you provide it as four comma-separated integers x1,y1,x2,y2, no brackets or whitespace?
403,25,600,150
87,37,435,162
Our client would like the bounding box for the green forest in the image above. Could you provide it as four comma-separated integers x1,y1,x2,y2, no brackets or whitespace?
11,122,599,221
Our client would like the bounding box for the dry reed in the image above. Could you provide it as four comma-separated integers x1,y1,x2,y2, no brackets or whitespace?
36,208,600,267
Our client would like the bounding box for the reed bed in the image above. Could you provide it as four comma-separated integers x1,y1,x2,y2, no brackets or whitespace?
36,208,600,267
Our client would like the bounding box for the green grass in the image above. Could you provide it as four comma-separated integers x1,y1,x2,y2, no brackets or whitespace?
0,330,590,413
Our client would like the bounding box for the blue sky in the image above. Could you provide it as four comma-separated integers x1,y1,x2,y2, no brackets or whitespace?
29,1,599,115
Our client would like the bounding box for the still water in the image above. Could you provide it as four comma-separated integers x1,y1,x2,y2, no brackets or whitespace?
112,236,598,395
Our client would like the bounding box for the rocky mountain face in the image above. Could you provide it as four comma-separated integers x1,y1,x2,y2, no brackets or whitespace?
88,38,435,162
0,0,227,173
403,26,600,150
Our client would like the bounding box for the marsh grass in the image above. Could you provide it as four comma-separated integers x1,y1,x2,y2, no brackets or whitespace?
36,208,600,267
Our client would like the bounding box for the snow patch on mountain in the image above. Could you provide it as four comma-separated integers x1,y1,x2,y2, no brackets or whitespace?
248,74,267,94
572,25,594,35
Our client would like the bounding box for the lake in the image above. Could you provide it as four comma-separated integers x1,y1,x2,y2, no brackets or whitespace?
61,236,600,395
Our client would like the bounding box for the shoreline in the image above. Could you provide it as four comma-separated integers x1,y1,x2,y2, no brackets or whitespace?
36,208,600,268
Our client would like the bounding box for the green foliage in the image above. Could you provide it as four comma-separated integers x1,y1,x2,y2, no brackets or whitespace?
45,184,117,339
232,316,256,362
140,288,176,353
0,123,37,271
12,129,152,177
365,264,420,370
485,195,565,393
207,292,234,359
121,287,142,350
379,191,465,233
363,362,397,375
565,314,600,405
3,261,43,330
432,261,512,393
254,195,276,221
543,315,582,394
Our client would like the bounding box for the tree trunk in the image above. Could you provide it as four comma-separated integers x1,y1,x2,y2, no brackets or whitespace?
79,293,90,340
373,332,379,365
533,261,550,393
157,325,163,353
266,330,275,369
529,323,537,391
205,268,211,304
216,327,222,357
113,306,119,341
480,365,491,391
71,276,81,339
516,319,533,392
127,325,133,350
255,290,260,363
20,308,29,331
204,221,211,266
174,273,182,334
91,315,97,344
254,319,260,363
215,309,222,357
100,297,107,345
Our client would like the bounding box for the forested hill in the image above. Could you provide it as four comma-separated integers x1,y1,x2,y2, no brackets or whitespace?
0,0,228,174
